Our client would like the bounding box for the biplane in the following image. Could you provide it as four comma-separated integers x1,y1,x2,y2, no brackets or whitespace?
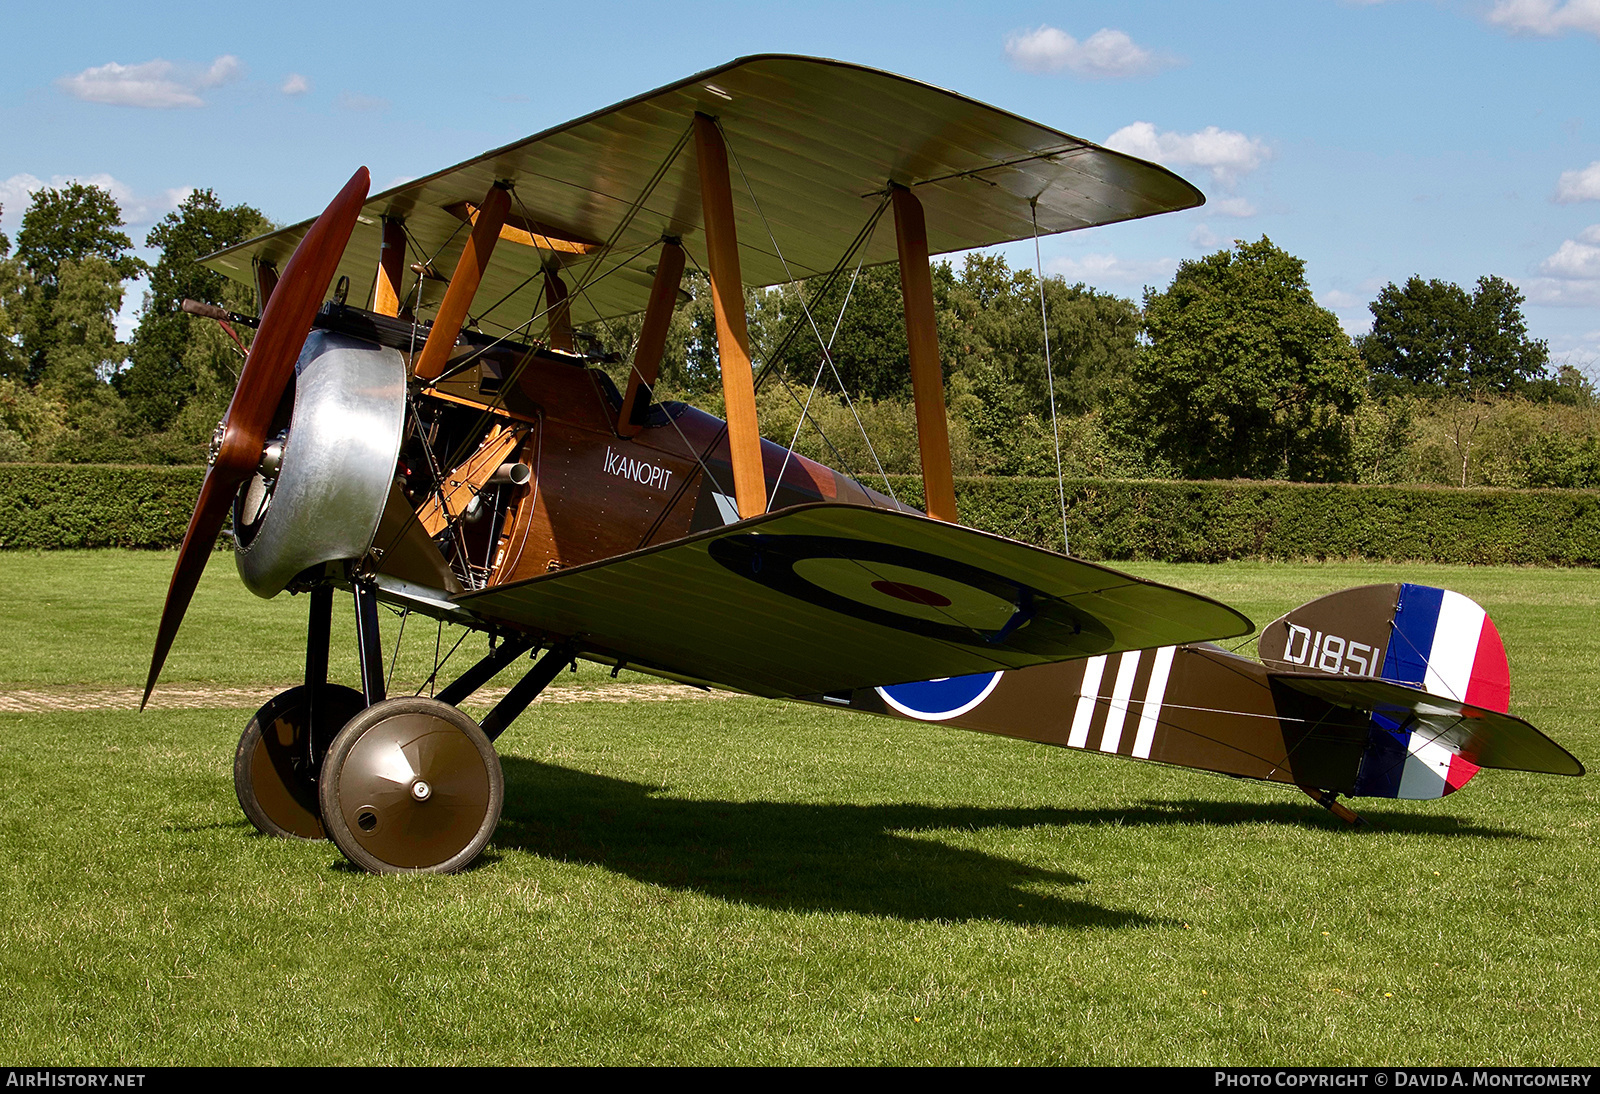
144,55,1582,874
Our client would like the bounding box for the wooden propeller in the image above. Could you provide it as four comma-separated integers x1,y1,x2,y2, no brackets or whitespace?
143,167,371,708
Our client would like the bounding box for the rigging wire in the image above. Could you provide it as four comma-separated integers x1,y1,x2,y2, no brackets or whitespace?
677,243,871,497
632,197,893,550
771,249,869,510
719,119,898,504
1031,198,1070,556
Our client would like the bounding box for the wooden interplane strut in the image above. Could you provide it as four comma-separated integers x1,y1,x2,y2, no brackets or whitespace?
373,217,407,318
414,184,512,382
617,240,686,437
892,185,958,524
543,268,574,353
693,113,766,520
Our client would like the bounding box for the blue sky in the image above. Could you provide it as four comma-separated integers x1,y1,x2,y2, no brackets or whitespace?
4,0,1597,375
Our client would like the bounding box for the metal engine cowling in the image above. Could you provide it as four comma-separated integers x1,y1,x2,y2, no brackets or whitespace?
233,330,407,598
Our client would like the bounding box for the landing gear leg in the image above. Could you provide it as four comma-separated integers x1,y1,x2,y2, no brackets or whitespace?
352,580,386,707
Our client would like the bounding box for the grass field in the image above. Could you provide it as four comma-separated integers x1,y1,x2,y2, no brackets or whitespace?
0,550,1596,1065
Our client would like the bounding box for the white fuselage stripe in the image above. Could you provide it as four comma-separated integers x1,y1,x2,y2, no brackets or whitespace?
1132,646,1176,759
1068,655,1107,749
1099,650,1142,753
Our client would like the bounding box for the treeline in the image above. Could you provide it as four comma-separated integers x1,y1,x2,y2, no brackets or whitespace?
588,238,1597,490
1,181,1595,491
0,185,268,464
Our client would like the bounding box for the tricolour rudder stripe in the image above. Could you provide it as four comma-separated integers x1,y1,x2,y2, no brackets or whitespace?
1356,583,1507,799
1383,583,1443,689
1422,590,1487,703
1465,613,1511,713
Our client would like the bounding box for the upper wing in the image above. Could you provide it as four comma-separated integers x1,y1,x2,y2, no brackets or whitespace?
456,503,1250,698
200,54,1202,327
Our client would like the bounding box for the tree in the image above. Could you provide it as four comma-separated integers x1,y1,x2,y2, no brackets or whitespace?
1114,236,1366,481
1358,274,1549,396
0,210,28,380
121,190,270,431
13,183,145,384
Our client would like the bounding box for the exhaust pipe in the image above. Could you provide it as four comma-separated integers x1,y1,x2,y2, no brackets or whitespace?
487,462,532,487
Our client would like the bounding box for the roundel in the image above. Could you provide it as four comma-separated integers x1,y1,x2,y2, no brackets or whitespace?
877,673,1003,721
789,557,1018,631
706,533,1112,656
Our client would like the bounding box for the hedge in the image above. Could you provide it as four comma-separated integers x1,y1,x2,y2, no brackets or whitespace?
885,475,1600,566
0,465,210,550
3,464,1598,565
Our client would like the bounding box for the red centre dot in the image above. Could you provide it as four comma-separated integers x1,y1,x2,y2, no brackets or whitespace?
871,580,951,607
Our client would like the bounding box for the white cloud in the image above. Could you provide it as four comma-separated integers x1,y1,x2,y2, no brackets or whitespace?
281,73,309,95
1487,0,1600,37
1104,121,1270,186
1320,289,1365,309
1526,226,1600,306
56,55,243,109
1539,225,1600,278
1189,225,1224,250
0,172,191,235
1209,197,1258,218
1524,277,1600,306
1045,252,1178,286
1556,161,1600,203
1004,26,1176,78
198,55,243,88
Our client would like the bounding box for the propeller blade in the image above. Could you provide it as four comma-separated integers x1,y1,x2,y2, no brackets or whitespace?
141,468,239,708
143,167,371,708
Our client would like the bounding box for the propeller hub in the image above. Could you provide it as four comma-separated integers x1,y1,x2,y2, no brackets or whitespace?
410,779,433,802
258,435,286,481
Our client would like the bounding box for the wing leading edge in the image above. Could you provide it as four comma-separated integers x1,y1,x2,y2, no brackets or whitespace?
200,55,1203,328
456,503,1251,698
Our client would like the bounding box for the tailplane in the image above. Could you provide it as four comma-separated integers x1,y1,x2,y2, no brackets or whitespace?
1258,584,1519,799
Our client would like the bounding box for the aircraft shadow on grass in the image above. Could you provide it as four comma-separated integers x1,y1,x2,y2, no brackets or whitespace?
478,758,1528,927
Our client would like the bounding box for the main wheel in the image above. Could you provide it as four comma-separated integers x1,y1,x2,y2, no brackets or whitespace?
235,683,365,839
318,697,504,874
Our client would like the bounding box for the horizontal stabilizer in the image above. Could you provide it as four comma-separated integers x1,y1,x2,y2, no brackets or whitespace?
457,503,1252,698
1271,672,1583,777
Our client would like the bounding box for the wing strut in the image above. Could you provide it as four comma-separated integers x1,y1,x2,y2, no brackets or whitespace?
694,112,766,519
373,216,408,318
543,267,574,352
414,182,511,381
617,238,686,437
891,184,958,523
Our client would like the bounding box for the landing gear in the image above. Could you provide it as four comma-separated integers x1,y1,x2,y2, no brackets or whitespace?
231,580,537,872
234,683,365,839
317,697,504,874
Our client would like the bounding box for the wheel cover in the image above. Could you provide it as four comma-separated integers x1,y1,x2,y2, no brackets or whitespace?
235,684,365,840
320,698,503,873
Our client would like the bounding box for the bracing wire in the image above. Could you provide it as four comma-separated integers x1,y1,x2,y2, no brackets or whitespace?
771,251,869,510
1031,198,1070,556
719,119,899,504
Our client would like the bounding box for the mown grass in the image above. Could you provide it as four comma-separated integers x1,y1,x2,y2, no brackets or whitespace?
0,551,1595,1065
